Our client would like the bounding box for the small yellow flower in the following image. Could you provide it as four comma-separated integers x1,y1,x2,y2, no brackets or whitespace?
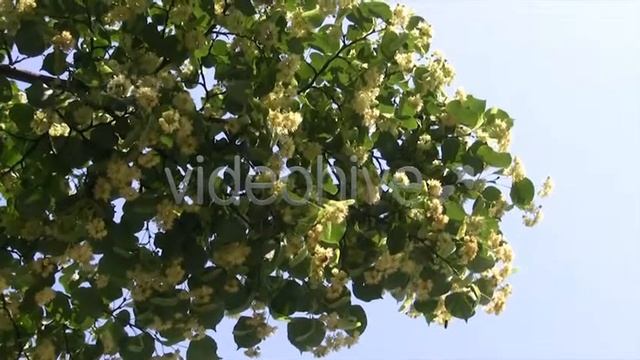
51,31,75,52
86,217,108,240
35,287,56,306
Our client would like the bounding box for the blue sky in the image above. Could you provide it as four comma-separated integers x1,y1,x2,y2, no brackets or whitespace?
211,1,640,359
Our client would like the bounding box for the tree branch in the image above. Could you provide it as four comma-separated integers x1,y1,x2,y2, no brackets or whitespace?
298,29,379,94
0,64,68,88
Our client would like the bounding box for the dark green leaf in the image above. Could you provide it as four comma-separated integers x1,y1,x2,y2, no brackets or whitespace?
510,177,535,206
42,50,68,76
477,145,512,169
445,291,477,320
187,335,220,360
0,76,12,102
15,22,47,57
287,318,326,352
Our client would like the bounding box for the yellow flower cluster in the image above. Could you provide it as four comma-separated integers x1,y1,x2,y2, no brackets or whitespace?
30,257,57,278
34,287,56,306
319,199,354,224
391,4,412,30
137,151,161,168
459,235,479,264
135,86,159,110
539,176,554,197
155,199,181,231
246,312,277,341
364,251,402,285
395,52,415,73
485,284,512,315
478,116,512,151
105,158,141,200
267,109,303,136
326,269,348,300
31,110,71,137
421,51,456,94
277,55,301,82
158,109,182,134
353,68,383,129
17,0,37,13
67,242,93,265
506,156,526,182
522,206,544,227
106,74,133,97
212,242,251,269
86,217,108,240
33,339,56,360
425,198,449,230
411,21,433,52
425,179,443,198
310,245,336,285
51,31,75,52
164,259,185,285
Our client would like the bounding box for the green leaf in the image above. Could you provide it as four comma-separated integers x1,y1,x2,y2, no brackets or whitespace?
321,221,347,245
270,281,305,317
444,201,466,221
468,249,496,273
441,138,462,164
187,335,220,360
234,0,256,16
42,50,68,76
387,226,407,255
287,318,326,352
477,145,512,169
510,177,535,206
380,31,403,59
344,305,367,336
352,279,383,302
0,76,12,102
15,22,47,57
361,2,392,21
445,291,477,320
482,186,502,202
233,316,262,349
120,333,155,360
446,96,486,128
9,103,35,133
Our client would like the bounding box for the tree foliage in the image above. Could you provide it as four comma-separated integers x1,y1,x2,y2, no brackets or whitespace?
0,0,551,358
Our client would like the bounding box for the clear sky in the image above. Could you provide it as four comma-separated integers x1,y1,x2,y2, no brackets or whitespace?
211,1,640,359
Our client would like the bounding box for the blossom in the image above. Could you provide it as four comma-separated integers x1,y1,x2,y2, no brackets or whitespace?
391,4,412,29
52,31,75,52
156,199,180,231
539,176,554,197
485,284,512,315
135,87,159,110
158,109,182,134
86,217,108,240
93,177,112,202
33,339,56,360
35,287,56,306
213,242,251,269
523,206,544,227
107,74,132,97
395,52,415,73
425,179,442,197
17,0,36,13
48,122,70,137
506,156,526,182
267,110,303,136
321,200,355,224
421,50,456,94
